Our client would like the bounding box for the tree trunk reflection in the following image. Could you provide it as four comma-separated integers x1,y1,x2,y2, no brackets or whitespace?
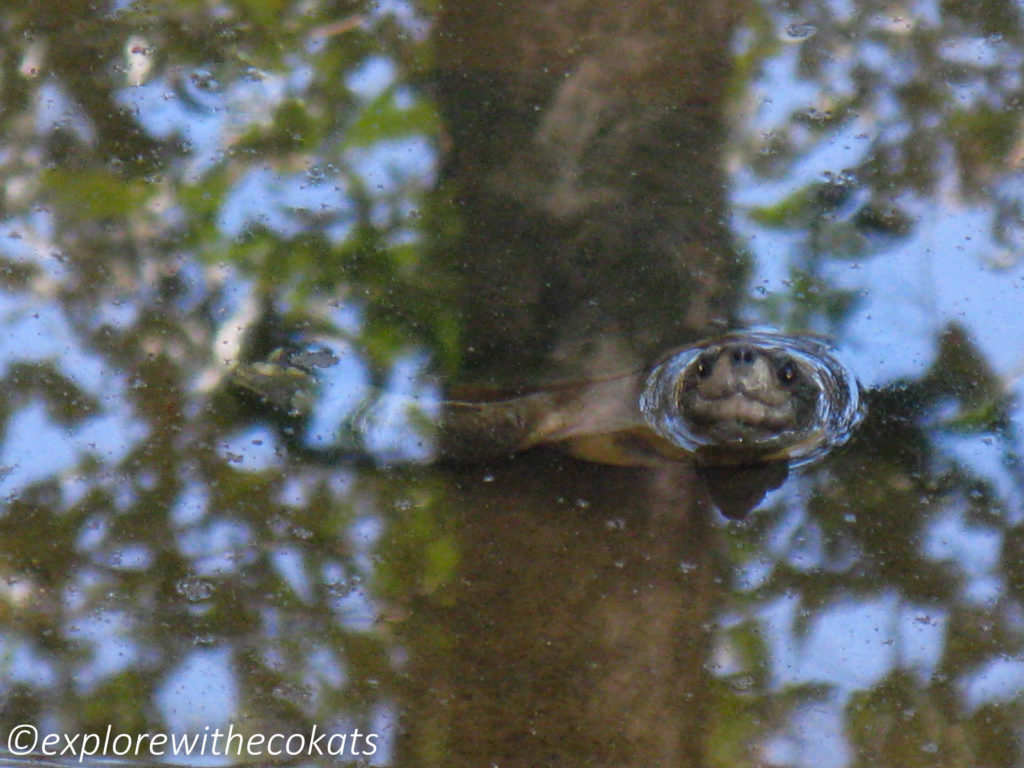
397,1,743,765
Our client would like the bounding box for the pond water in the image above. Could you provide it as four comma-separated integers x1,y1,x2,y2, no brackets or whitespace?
1,1,1023,767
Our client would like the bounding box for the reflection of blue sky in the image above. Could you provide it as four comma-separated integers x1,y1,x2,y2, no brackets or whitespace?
3,6,1024,763
758,593,947,768
272,546,315,603
938,433,1024,528
346,56,395,100
66,609,139,687
218,166,354,239
0,213,69,283
0,295,146,498
963,658,1024,710
925,507,1004,598
36,81,95,144
217,424,283,472
0,636,57,688
731,19,1024,763
368,0,430,40
360,354,441,463
0,403,88,493
350,138,437,206
157,648,238,736
764,594,946,692
118,44,435,245
178,517,258,577
736,28,1024,386
118,68,292,178
306,344,369,449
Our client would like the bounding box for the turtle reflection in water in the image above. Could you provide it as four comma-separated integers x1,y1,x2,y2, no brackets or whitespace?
232,331,864,519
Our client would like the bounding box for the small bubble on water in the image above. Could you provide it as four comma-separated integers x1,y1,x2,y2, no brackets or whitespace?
176,577,215,602
327,575,362,597
731,674,754,691
783,22,817,41
801,107,831,123
190,70,219,91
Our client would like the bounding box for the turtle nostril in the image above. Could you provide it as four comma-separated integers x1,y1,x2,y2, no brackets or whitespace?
730,346,755,365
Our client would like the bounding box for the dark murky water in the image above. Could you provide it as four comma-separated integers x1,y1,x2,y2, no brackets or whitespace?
1,1,1023,767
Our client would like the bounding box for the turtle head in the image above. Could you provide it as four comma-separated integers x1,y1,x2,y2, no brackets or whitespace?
678,340,820,444
640,332,863,466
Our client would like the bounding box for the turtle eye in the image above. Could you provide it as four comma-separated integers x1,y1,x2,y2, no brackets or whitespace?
696,355,713,379
777,359,797,385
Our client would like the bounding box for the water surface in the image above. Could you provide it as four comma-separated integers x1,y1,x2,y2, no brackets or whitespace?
0,1,1023,767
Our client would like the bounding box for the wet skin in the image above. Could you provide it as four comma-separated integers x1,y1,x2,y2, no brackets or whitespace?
232,332,862,471
678,341,821,447
232,332,863,517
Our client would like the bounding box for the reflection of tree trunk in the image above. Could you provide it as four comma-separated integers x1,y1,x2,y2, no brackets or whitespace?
398,1,743,765
401,455,714,768
434,0,744,383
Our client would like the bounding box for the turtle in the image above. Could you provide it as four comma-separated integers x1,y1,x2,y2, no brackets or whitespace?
231,330,864,517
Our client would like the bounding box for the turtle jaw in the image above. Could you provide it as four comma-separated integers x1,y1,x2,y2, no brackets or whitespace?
639,330,864,467
678,342,819,444
684,391,803,442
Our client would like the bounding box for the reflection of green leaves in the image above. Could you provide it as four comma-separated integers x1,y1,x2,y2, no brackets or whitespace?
375,488,460,599
43,169,152,221
941,604,1023,677
950,107,1020,187
923,323,1012,433
847,671,976,768
722,618,771,689
344,85,439,148
722,312,1024,761
943,0,1023,35
747,187,820,229
422,535,459,594
238,0,285,30
749,183,913,246
853,202,914,237
755,268,859,329
234,98,322,154
80,672,151,734
3,362,102,425
736,0,1024,311
0,0,435,737
708,676,831,768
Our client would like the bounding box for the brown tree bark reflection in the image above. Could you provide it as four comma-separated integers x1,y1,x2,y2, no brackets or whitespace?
398,2,743,766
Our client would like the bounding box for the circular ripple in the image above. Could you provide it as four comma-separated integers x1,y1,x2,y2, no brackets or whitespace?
640,330,864,466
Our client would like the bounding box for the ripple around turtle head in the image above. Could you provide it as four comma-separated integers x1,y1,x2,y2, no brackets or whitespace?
639,330,865,466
